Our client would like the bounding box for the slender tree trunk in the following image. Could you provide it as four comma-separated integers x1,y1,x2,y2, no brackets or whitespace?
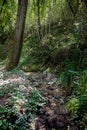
48,1,51,34
37,0,41,40
6,0,28,70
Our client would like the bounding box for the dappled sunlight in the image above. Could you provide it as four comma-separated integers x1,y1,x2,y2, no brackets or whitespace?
1,0,87,129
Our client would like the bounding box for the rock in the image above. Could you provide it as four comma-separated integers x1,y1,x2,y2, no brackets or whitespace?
0,72,4,79
19,85,26,91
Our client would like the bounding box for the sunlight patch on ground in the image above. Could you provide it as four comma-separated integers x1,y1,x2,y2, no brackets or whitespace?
0,77,26,86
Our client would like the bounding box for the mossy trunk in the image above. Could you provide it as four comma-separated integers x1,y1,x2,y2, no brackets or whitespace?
6,0,28,70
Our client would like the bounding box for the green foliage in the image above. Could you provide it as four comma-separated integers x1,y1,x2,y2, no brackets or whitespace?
66,97,79,115
77,6,87,43
0,45,6,60
0,105,28,130
78,94,87,113
73,70,87,96
0,0,17,61
26,90,45,113
61,69,87,125
1,0,87,128
0,0,17,39
0,82,45,130
0,106,17,130
60,70,78,87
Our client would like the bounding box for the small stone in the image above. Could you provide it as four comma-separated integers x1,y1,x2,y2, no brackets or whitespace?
19,85,26,91
0,72,4,79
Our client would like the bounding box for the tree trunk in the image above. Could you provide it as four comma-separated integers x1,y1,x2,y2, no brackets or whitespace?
48,1,51,34
37,0,41,40
6,0,28,70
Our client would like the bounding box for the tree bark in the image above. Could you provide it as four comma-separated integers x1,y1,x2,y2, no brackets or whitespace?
6,0,28,70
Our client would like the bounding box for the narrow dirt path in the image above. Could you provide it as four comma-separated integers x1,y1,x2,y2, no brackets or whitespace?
26,72,78,130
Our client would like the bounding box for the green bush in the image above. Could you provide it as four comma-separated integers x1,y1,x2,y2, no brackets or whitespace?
26,90,45,113
61,69,87,126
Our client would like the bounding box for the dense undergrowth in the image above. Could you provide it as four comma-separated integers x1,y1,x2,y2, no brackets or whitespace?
1,23,87,128
1,4,87,129
19,15,87,128
0,69,45,130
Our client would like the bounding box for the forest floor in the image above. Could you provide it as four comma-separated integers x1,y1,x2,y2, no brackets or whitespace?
0,67,79,130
